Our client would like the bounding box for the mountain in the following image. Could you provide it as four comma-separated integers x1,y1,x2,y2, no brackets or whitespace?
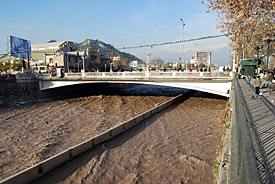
76,39,142,62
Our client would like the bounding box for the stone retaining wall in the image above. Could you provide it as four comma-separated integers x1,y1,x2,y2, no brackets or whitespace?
0,75,39,107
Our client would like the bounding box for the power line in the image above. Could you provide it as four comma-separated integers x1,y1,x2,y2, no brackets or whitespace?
117,34,226,50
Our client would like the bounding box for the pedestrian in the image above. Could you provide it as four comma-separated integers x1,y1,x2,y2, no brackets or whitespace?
247,75,251,84
260,72,274,89
254,76,262,98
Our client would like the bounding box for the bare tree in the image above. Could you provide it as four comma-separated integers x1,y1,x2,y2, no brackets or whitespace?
202,0,275,58
150,57,164,66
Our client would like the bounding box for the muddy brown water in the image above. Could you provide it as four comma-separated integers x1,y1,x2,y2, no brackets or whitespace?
0,85,226,183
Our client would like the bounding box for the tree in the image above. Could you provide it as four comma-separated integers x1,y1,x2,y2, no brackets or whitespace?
11,60,22,72
0,61,3,73
122,58,131,67
202,0,275,59
150,57,164,66
0,60,11,74
199,63,206,68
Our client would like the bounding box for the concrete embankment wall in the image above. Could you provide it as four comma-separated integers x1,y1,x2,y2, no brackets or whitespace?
229,76,260,183
0,75,40,107
0,92,191,184
0,74,132,108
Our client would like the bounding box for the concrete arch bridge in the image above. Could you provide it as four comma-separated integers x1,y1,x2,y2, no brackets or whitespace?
37,71,233,97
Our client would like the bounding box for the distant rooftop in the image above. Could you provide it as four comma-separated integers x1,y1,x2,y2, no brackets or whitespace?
32,41,66,51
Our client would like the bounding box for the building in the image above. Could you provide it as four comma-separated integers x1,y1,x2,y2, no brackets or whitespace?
195,51,211,66
66,48,108,72
31,41,75,68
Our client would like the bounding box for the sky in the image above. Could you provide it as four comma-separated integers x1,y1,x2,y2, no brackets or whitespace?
0,0,232,65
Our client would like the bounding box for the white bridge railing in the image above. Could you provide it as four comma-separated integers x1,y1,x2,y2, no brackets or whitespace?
37,71,233,97
38,71,233,79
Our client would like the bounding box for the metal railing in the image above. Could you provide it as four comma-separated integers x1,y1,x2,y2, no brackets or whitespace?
233,75,274,183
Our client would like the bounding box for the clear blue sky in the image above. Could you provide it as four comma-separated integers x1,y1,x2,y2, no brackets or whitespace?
0,0,231,65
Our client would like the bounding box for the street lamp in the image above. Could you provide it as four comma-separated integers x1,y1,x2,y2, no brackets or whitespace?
110,63,113,72
180,18,186,71
232,50,236,72
82,51,87,76
146,53,151,77
264,36,274,70
255,45,263,75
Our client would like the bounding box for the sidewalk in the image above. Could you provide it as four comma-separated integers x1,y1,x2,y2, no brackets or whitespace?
237,78,275,183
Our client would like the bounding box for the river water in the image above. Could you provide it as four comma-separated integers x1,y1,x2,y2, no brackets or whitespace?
0,85,226,183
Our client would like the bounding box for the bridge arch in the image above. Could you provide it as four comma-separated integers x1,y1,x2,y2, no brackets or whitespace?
39,79,232,97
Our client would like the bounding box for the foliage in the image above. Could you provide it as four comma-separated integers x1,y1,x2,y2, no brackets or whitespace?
224,124,229,131
202,0,275,59
0,61,3,72
199,63,206,68
212,163,219,176
122,57,131,66
113,57,131,68
0,60,11,74
11,60,22,71
150,57,164,66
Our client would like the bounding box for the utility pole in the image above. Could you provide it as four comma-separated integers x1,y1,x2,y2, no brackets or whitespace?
146,53,151,77
180,19,186,71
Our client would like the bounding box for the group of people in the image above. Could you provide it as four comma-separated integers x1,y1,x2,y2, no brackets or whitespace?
252,70,275,98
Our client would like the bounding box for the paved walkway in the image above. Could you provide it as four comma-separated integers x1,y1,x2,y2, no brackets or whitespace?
238,78,275,183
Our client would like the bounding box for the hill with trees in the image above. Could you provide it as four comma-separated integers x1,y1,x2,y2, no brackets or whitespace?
76,39,142,63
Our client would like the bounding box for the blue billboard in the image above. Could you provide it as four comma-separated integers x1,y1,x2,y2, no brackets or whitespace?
10,36,31,58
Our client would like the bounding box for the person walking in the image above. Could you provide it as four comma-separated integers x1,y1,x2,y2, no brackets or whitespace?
247,75,251,84
254,76,262,98
260,72,274,89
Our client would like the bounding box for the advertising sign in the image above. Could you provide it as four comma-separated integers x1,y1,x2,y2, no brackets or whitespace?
132,60,138,68
10,36,31,58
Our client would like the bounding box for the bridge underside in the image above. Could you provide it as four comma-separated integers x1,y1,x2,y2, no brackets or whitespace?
39,80,232,97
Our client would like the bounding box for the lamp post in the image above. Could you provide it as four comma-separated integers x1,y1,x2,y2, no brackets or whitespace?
232,50,236,72
110,63,113,72
146,53,151,77
180,18,186,71
255,46,263,76
82,51,87,77
236,52,238,66
263,36,274,70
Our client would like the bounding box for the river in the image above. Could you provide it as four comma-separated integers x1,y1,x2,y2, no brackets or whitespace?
0,85,226,183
